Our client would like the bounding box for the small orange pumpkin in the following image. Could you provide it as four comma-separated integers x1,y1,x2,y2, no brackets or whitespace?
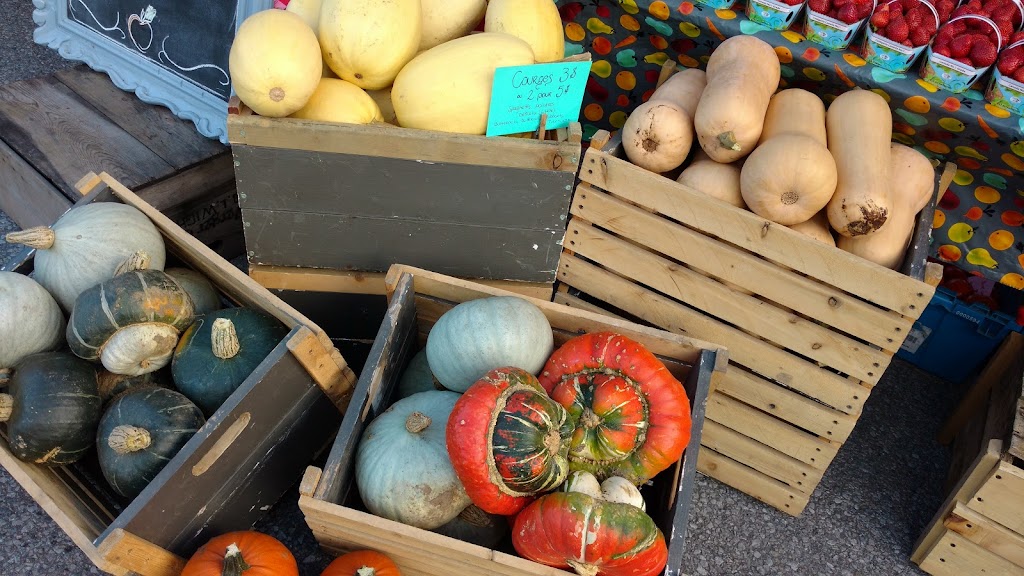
181,531,298,576
322,550,403,576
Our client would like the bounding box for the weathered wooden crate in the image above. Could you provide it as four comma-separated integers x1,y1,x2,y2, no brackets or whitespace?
1,172,357,576
0,65,243,258
912,331,1024,575
297,264,725,576
227,100,582,285
554,130,948,516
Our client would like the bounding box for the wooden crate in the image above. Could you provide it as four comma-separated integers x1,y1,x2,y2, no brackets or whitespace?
554,130,948,516
912,331,1024,575
227,101,582,284
297,264,725,576
0,65,243,258
1,172,357,576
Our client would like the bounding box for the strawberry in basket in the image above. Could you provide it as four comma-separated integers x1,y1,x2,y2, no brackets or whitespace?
932,14,1004,68
870,0,940,46
809,0,874,23
951,0,1024,43
996,31,1024,81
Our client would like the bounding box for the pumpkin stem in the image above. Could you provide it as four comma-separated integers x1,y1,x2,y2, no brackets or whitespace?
458,504,491,527
567,560,600,576
405,412,432,434
356,568,377,576
0,393,13,422
222,543,252,576
211,318,241,359
108,425,152,454
114,250,152,276
0,368,10,387
716,131,741,152
5,227,56,250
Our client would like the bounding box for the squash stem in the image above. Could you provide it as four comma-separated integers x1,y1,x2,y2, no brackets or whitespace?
211,319,241,360
0,393,12,422
108,425,152,454
405,412,432,434
0,368,10,387
716,131,741,152
5,227,56,250
567,560,600,576
222,543,251,576
114,250,152,276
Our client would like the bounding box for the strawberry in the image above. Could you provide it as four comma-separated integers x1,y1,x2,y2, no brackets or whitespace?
905,7,924,27
937,0,956,20
950,34,975,57
935,44,954,56
998,47,1024,74
994,16,1015,41
970,37,998,66
856,1,874,18
948,19,968,35
1013,66,1024,82
835,0,851,7
901,0,921,10
809,0,831,12
838,3,861,21
886,15,910,40
956,55,976,66
871,7,892,26
911,27,933,45
1012,30,1024,43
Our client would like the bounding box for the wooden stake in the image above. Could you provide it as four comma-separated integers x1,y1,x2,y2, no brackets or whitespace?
536,114,548,141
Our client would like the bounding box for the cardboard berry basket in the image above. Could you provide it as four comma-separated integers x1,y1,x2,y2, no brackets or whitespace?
921,14,1005,92
805,0,876,49
863,0,941,72
297,264,725,576
746,0,806,30
986,39,1024,114
1,172,357,576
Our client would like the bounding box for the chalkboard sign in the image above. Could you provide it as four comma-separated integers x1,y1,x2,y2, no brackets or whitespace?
34,0,273,143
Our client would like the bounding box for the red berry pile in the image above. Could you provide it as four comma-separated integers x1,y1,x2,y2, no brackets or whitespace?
809,0,873,24
870,0,939,47
996,31,1024,81
951,0,1023,40
779,0,804,6
932,17,1003,68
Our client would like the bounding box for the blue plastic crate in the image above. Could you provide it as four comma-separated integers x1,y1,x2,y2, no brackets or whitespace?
897,287,1023,385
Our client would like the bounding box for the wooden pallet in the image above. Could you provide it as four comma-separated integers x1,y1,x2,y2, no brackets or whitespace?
913,331,1024,575
555,130,947,516
0,65,242,257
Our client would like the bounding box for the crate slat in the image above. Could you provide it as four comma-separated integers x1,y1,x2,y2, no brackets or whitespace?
696,448,810,516
967,461,1024,535
946,502,1024,568
919,530,1024,576
578,147,933,316
705,392,839,469
570,184,912,351
701,420,823,493
559,254,866,413
565,218,889,382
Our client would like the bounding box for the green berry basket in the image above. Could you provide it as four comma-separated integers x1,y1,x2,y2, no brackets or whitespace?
986,40,1024,115
863,0,940,72
920,14,1003,92
804,0,876,49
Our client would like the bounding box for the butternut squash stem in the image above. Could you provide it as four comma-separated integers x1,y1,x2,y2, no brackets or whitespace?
222,543,252,576
406,412,431,434
5,227,56,250
717,131,741,151
211,319,241,360
108,425,152,454
114,251,152,276
0,393,12,422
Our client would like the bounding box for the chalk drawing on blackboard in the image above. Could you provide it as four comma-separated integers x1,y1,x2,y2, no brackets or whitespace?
126,6,156,51
158,36,231,88
68,0,125,39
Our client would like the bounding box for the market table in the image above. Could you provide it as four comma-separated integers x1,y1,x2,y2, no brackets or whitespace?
556,0,1024,288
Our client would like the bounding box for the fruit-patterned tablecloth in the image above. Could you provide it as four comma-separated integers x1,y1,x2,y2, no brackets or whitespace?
555,0,1024,289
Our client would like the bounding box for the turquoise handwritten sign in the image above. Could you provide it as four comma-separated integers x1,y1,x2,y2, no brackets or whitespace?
486,60,591,137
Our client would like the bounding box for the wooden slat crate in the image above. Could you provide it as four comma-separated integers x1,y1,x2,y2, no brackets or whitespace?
297,265,725,576
554,130,947,516
1,172,357,576
227,101,582,285
912,331,1024,575
0,65,243,258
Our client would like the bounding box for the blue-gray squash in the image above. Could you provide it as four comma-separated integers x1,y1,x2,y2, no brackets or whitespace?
97,386,205,499
171,307,288,416
0,351,102,465
425,296,554,392
395,349,447,400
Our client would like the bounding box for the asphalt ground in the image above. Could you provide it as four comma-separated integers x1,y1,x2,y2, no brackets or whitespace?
0,1,963,573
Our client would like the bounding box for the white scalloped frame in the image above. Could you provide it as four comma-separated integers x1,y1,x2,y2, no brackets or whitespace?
32,0,273,144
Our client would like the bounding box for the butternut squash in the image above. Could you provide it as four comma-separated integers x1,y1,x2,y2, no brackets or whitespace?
677,149,745,208
837,144,934,269
758,88,827,147
652,68,707,118
788,210,836,247
826,89,893,237
421,0,487,51
391,33,535,134
229,10,322,117
621,101,692,173
320,0,422,90
694,36,780,163
485,0,565,63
